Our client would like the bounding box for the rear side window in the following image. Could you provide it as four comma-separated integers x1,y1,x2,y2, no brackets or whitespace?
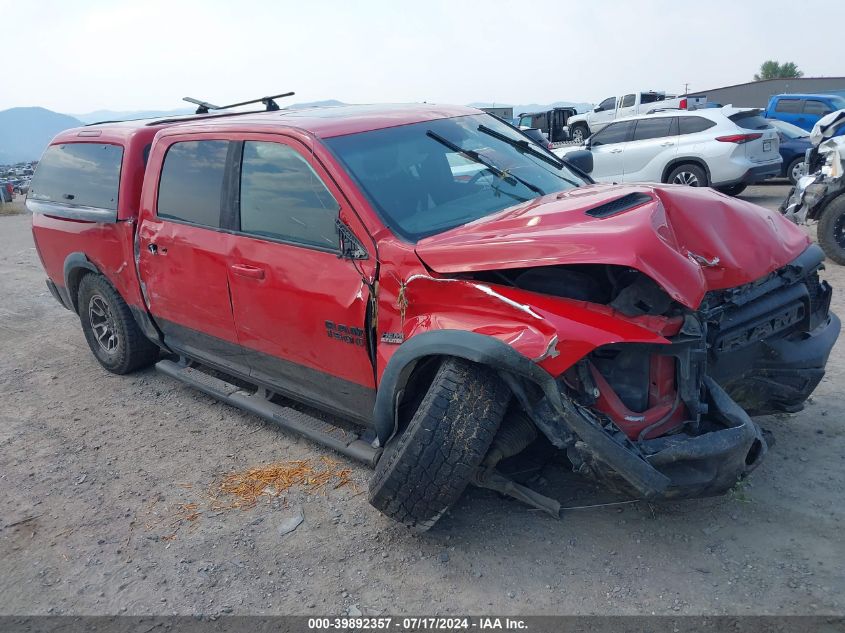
640,92,662,104
621,94,635,107
632,117,677,141
157,140,229,227
803,100,832,116
678,116,716,134
774,99,802,114
239,141,340,249
29,143,123,210
729,111,772,131
590,121,634,146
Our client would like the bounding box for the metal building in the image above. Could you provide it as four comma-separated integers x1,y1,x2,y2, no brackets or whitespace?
692,77,845,108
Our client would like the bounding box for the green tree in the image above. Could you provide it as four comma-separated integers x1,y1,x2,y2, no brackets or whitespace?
754,60,804,81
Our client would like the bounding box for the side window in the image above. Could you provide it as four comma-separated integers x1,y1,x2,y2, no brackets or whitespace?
632,117,677,141
597,97,616,112
590,121,633,147
239,141,340,249
774,99,802,114
157,140,229,227
29,143,123,211
803,100,832,116
621,94,636,108
678,116,716,135
518,116,532,127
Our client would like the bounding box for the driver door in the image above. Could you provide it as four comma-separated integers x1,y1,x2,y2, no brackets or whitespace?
590,97,619,133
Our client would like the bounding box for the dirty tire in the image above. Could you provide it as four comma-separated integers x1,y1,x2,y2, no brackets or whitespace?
667,163,708,187
78,274,159,374
368,357,510,530
817,195,845,266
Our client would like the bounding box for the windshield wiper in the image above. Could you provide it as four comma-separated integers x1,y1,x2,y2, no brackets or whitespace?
426,130,545,196
477,124,582,187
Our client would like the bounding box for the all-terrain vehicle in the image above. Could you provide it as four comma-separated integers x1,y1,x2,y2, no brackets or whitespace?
28,97,839,529
782,109,845,265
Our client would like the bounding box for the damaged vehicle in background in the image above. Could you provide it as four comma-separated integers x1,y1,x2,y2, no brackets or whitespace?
782,110,845,265
28,101,839,530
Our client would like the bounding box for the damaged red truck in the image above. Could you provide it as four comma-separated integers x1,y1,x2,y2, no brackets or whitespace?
29,103,839,528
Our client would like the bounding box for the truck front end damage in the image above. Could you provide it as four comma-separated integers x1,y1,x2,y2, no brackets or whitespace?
486,245,838,501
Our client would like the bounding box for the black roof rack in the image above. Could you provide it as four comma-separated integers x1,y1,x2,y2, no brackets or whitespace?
83,91,296,127
183,91,295,114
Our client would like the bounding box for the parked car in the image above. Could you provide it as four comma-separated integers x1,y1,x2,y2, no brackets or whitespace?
516,107,577,144
782,109,845,264
767,119,812,184
555,107,781,196
764,94,845,133
566,91,707,143
28,103,838,529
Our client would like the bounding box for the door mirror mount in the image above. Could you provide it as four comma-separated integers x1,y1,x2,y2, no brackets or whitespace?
336,219,368,260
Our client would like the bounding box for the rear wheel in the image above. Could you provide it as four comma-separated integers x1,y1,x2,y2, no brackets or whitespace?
787,157,805,185
715,183,747,196
78,274,159,374
667,163,708,187
817,195,845,266
368,357,510,530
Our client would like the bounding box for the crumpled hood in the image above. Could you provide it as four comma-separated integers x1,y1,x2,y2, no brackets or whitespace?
414,184,810,309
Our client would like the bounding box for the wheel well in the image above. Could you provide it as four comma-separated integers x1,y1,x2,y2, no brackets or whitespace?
66,268,96,314
662,158,711,185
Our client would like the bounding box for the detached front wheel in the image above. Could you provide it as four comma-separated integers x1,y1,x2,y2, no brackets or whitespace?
817,195,845,266
78,274,159,374
368,357,510,530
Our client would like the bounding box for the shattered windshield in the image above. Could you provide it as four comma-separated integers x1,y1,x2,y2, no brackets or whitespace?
325,114,586,241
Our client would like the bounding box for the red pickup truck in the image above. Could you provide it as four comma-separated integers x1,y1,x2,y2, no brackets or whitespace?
28,103,839,528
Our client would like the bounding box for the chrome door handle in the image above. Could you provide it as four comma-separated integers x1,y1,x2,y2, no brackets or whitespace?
610,148,623,153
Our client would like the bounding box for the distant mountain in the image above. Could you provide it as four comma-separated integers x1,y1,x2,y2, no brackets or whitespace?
469,101,594,115
0,107,83,164
286,99,347,110
71,108,193,124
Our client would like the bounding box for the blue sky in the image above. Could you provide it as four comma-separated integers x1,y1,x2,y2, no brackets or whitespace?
3,0,843,113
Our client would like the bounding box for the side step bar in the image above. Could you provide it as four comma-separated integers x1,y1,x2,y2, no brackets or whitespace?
155,360,382,467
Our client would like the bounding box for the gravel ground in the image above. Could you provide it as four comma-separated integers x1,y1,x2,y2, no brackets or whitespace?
1,183,843,616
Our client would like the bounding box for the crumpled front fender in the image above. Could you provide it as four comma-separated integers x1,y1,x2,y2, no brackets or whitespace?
400,275,673,375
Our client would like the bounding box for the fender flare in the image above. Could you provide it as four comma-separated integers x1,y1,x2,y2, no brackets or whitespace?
373,330,553,444
63,252,101,313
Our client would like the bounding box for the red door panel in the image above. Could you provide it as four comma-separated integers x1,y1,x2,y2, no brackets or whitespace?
227,237,376,422
137,218,246,371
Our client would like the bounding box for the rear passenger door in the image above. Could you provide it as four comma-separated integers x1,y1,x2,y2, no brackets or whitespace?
137,137,249,374
226,137,377,422
622,117,678,183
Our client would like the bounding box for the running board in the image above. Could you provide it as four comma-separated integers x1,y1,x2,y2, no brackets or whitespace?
155,359,382,467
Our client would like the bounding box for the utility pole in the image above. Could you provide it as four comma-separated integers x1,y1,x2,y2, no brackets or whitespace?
683,82,690,95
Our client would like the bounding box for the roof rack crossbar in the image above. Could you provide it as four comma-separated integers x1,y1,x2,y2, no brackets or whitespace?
182,91,295,114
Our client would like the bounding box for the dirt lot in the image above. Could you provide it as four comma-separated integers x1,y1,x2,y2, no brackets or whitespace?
1,183,843,616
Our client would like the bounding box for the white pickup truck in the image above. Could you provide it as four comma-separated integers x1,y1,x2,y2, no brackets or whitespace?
567,91,706,142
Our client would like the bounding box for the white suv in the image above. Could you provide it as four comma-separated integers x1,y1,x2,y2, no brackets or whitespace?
555,107,782,195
